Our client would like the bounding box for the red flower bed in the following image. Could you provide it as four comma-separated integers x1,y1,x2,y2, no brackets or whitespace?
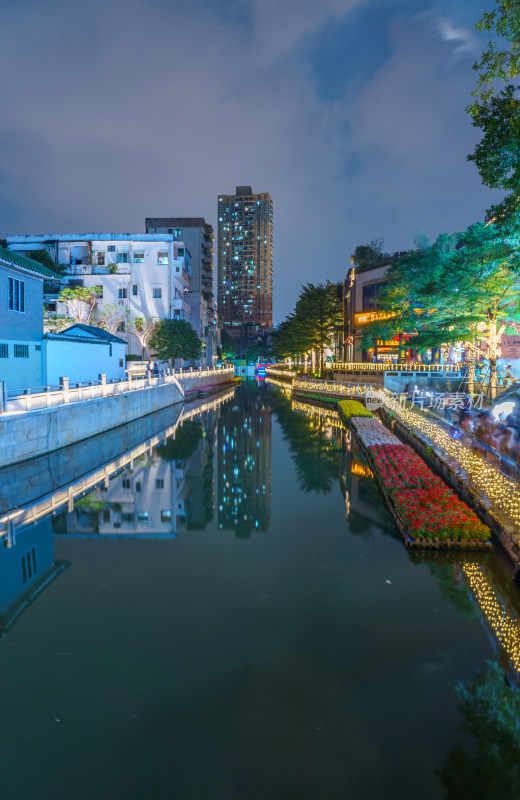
369,445,490,542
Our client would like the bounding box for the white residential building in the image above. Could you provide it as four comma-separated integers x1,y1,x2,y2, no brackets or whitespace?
6,234,194,360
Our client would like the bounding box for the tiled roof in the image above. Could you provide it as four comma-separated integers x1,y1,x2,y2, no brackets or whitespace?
0,246,61,279
61,324,127,344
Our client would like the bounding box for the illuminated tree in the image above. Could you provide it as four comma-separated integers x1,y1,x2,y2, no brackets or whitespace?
58,285,101,324
94,304,127,335
364,225,520,398
127,316,155,358
273,283,342,375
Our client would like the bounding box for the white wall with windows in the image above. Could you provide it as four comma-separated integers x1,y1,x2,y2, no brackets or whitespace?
5,234,195,359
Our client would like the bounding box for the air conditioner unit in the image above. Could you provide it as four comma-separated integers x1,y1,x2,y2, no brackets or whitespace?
118,300,125,305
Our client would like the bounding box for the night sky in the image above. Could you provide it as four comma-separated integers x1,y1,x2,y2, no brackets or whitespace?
0,0,502,321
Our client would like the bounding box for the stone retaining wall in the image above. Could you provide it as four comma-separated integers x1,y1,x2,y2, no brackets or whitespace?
0,381,184,468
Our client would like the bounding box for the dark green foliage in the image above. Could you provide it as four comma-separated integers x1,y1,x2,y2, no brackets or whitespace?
427,564,477,617
468,2,520,227
150,319,202,365
29,249,67,275
157,420,203,462
271,391,340,494
272,282,342,375
350,238,385,272
438,661,520,798
220,328,238,359
362,224,520,393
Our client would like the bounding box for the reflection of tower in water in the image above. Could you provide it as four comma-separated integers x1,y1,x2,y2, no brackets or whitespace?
218,388,271,536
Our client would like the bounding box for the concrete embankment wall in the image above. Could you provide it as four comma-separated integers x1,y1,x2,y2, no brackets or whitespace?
0,381,184,468
0,403,185,513
0,369,235,469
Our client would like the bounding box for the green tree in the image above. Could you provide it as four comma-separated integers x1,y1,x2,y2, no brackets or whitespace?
468,2,520,227
127,316,155,358
58,285,102,324
94,304,127,335
28,249,68,276
350,238,384,271
220,328,238,359
363,225,520,398
295,282,343,376
149,318,202,367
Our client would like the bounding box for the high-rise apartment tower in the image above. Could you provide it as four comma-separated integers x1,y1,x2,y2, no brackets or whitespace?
217,186,273,339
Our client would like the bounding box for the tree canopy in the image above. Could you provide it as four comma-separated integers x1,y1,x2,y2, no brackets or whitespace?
150,318,202,365
58,285,101,324
468,1,520,227
362,224,520,396
272,282,342,375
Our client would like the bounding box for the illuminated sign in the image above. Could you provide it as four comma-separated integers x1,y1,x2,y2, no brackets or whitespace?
354,311,396,326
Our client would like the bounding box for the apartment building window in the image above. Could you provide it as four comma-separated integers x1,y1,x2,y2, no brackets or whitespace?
138,512,149,523
174,229,181,238
155,479,164,489
107,245,116,252
97,252,105,266
157,251,168,265
135,481,141,492
8,277,25,312
118,288,127,299
132,285,138,296
35,344,41,351
0,344,8,358
177,248,185,257
161,510,172,522
134,252,145,263
14,345,29,358
21,547,37,584
122,478,131,489
362,282,384,311
117,252,129,263
153,288,162,299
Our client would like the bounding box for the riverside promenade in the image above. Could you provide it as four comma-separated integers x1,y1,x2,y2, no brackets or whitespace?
266,368,520,575
0,365,234,468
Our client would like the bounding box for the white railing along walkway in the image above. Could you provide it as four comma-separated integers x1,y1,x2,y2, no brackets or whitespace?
1,365,234,416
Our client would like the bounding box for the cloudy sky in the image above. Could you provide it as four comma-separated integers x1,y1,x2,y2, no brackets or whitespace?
0,0,501,321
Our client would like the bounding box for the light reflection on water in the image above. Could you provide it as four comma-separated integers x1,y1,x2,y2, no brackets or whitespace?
0,382,519,798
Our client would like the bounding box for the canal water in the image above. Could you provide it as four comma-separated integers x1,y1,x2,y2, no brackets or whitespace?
0,381,519,799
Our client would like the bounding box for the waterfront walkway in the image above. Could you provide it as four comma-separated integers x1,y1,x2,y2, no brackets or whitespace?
267,372,520,569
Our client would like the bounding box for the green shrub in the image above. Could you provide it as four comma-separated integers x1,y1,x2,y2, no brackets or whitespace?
338,399,373,419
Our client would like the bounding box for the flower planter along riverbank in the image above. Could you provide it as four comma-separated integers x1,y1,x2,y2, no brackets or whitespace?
337,400,492,549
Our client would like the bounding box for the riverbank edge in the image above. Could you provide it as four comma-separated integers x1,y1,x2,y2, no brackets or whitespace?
0,372,232,468
290,386,520,574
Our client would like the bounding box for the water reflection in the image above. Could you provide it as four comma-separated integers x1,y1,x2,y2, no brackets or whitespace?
271,392,341,494
218,381,272,536
1,382,520,695
438,661,520,797
0,518,68,636
53,406,219,537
